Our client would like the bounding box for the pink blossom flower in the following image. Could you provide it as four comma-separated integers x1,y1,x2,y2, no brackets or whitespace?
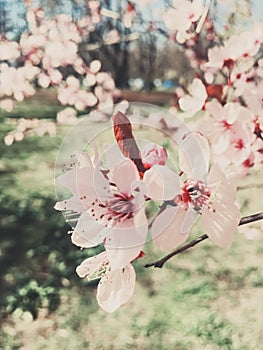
76,251,136,312
141,142,167,169
55,154,149,270
205,24,263,69
152,133,241,250
200,99,256,173
55,146,181,269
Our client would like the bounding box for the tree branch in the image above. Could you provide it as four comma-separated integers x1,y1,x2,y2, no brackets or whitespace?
144,211,263,269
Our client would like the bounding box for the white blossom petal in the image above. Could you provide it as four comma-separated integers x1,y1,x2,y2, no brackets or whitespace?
54,195,84,213
72,212,106,247
179,78,207,116
179,132,210,180
207,163,237,203
97,264,136,313
152,206,196,251
143,165,181,201
105,211,148,270
111,158,139,196
56,168,79,195
201,201,241,248
76,252,107,278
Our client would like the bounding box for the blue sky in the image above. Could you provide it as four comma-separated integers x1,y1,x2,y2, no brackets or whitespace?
2,0,263,40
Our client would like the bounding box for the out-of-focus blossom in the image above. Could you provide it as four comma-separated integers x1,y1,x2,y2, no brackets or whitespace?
44,41,78,68
4,118,56,145
4,134,15,146
57,107,78,125
0,64,39,102
200,99,256,174
206,23,263,69
38,73,50,88
84,73,97,87
0,98,14,112
164,0,204,43
179,78,207,117
0,41,20,60
90,60,102,74
104,30,120,45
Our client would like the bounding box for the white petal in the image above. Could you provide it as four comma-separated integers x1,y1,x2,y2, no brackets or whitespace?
179,132,210,180
56,168,79,195
92,165,112,201
103,144,125,170
152,206,196,251
105,212,148,270
201,201,241,248
143,165,181,201
54,195,84,213
75,151,93,168
207,163,237,203
179,78,207,114
76,251,107,278
72,212,106,248
111,158,139,196
97,264,136,313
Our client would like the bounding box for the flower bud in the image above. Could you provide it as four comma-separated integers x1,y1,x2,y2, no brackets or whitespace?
141,142,167,169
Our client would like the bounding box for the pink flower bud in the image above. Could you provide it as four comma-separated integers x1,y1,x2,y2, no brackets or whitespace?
141,142,167,169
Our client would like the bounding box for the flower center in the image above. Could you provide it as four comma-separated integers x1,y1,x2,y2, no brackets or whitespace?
88,193,134,227
182,179,210,212
106,193,134,220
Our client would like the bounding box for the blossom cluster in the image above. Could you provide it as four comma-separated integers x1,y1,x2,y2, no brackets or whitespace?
55,112,240,312
0,2,117,144
160,2,263,176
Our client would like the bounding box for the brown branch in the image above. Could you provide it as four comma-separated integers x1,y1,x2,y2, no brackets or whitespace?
145,211,263,269
237,183,263,191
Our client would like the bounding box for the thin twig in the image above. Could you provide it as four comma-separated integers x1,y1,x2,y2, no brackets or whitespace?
145,211,263,269
237,183,263,191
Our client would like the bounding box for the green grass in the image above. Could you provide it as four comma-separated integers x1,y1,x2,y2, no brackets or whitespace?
0,101,263,350
0,89,62,119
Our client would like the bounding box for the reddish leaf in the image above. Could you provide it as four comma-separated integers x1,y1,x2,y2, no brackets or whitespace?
112,111,146,174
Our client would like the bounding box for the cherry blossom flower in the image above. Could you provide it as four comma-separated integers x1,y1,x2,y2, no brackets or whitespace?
152,133,241,250
76,251,136,312
205,23,263,69
55,138,182,269
55,153,149,270
200,99,256,173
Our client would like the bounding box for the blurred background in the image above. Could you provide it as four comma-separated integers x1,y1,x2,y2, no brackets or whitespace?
0,1,263,349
